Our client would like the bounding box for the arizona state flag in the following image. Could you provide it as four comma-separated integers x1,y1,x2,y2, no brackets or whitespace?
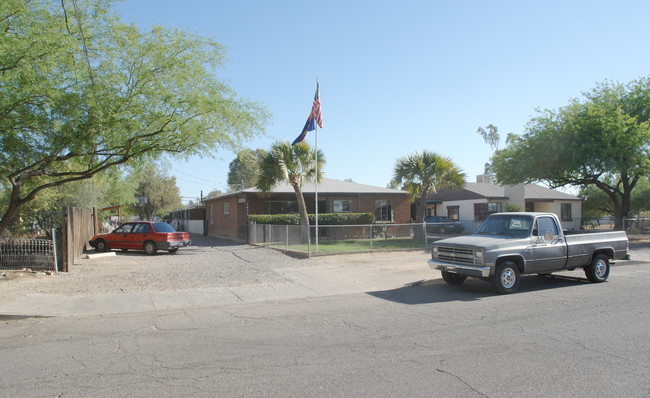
292,82,323,145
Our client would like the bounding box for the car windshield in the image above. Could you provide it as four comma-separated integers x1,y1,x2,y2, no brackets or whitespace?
475,214,533,237
153,222,176,233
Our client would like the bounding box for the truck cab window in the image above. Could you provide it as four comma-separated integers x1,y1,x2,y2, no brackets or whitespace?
535,217,559,238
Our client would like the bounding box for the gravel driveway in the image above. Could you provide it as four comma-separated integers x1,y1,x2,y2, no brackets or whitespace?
0,235,306,304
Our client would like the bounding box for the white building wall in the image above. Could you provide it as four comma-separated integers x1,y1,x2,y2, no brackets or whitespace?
441,199,486,233
548,201,582,230
187,220,204,235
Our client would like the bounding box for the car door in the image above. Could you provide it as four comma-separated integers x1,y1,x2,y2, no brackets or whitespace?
111,223,135,249
530,216,567,272
132,223,152,249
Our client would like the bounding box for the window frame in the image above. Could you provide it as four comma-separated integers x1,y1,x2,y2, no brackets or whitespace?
374,199,394,222
561,203,572,221
447,206,460,221
333,199,353,213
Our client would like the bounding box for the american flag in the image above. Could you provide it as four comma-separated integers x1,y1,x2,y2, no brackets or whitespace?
292,81,323,145
311,81,323,129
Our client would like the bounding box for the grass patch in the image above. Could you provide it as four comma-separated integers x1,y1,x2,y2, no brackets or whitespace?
266,237,433,253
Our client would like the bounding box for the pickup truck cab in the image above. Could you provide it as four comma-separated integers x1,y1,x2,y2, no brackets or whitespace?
429,212,630,293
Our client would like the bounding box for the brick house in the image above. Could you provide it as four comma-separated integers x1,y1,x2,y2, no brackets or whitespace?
203,178,411,241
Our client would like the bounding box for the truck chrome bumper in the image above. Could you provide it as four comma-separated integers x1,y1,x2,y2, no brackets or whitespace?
428,259,491,278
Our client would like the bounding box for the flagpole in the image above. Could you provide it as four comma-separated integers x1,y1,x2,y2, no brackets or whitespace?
315,122,319,252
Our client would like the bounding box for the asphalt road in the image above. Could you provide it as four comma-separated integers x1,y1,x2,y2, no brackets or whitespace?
1,260,649,397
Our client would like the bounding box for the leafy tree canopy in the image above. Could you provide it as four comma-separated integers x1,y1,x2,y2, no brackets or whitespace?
492,77,650,229
256,141,325,230
0,0,270,234
391,150,465,224
580,175,650,219
127,161,181,220
227,148,266,191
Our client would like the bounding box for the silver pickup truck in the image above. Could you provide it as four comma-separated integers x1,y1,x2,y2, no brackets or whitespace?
429,212,630,294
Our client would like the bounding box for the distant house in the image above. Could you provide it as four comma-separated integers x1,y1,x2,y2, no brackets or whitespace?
427,177,583,231
203,178,411,241
169,205,205,235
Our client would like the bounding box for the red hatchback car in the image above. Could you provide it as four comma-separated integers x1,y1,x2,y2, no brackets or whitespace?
89,221,191,255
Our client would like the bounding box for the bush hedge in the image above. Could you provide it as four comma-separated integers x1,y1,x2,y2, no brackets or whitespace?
248,213,375,225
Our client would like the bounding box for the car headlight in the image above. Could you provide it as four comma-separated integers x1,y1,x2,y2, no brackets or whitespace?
475,251,482,259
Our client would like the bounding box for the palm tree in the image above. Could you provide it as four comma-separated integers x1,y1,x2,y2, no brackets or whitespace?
392,151,466,224
256,141,325,232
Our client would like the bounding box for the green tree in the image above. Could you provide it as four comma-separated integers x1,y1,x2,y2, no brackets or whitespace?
227,148,266,191
255,142,325,233
492,78,650,230
391,151,466,224
476,124,500,181
127,162,182,220
580,175,650,220
0,0,269,235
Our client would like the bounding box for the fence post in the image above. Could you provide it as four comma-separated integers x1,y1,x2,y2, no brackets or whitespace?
423,222,427,248
286,225,289,251
307,225,311,257
52,228,59,275
370,225,373,252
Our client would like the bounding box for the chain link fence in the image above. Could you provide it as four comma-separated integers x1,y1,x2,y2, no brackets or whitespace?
250,217,650,256
249,222,464,255
582,217,650,234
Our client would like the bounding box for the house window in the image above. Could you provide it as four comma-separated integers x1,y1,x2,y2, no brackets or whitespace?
375,200,394,222
262,201,299,214
210,205,214,225
223,203,229,215
333,200,352,213
447,206,460,220
561,203,572,221
474,202,502,220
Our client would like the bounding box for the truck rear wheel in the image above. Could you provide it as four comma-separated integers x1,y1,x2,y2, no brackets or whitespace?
585,254,609,283
441,271,467,285
492,261,520,294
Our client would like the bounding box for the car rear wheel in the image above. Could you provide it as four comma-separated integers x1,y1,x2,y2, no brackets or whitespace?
95,239,108,252
585,254,609,283
143,241,158,255
441,271,467,285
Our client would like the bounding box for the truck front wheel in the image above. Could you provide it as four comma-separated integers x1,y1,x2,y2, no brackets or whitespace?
492,261,521,294
441,271,467,285
585,254,609,283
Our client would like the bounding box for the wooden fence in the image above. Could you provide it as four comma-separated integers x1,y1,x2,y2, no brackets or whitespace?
60,207,94,272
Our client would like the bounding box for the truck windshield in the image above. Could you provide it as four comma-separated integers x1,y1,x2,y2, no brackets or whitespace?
475,214,533,237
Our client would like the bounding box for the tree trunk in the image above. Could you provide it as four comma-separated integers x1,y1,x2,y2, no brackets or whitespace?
613,191,631,231
0,181,28,236
413,189,429,240
291,183,310,243
0,201,20,236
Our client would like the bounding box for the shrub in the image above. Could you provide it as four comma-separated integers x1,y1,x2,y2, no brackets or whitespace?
248,213,375,225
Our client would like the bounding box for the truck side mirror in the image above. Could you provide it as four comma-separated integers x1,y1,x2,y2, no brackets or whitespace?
544,229,553,241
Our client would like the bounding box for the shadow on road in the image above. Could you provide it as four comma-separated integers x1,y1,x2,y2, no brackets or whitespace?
368,273,593,305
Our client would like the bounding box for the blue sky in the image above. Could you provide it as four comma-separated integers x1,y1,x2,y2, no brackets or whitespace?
115,0,650,203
